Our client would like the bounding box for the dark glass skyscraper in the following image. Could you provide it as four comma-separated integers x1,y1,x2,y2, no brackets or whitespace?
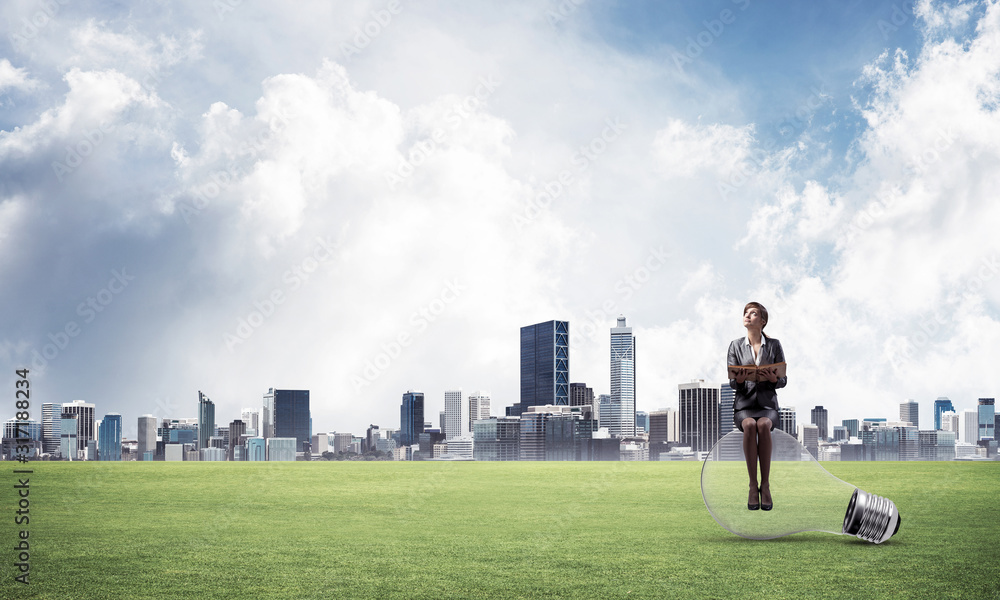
400,390,425,447
811,405,829,441
263,388,311,452
198,391,215,450
515,320,569,415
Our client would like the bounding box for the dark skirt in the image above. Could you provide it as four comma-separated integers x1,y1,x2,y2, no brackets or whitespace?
734,407,778,432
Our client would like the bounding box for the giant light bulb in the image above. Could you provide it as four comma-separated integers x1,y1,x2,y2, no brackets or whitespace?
701,429,901,543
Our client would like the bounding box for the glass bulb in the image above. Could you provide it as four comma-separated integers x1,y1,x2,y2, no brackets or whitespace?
701,429,901,543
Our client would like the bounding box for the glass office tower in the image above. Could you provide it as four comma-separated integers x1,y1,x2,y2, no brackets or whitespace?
263,388,311,452
515,320,570,416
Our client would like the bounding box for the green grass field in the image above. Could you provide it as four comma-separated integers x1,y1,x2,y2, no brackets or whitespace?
2,461,997,599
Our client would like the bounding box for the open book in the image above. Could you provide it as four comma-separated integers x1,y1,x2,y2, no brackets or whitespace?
727,362,787,383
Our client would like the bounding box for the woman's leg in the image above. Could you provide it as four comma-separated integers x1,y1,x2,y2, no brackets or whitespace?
742,418,759,506
756,417,773,506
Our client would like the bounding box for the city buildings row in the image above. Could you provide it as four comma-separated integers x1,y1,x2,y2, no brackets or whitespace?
3,318,997,462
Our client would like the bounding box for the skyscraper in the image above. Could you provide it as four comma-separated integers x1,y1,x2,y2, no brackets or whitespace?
198,391,215,451
959,409,979,444
978,398,995,441
811,406,829,441
241,408,260,437
899,400,919,429
719,384,735,437
400,390,425,447
444,389,466,440
42,402,60,454
60,413,79,460
137,415,156,460
263,388,311,452
515,320,570,415
569,382,594,407
61,400,95,451
934,397,955,430
229,419,246,461
609,316,636,438
778,407,797,437
678,380,720,453
97,413,122,461
468,391,492,432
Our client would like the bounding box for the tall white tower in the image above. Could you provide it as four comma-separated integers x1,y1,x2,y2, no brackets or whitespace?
610,315,636,438
468,391,491,432
444,389,467,440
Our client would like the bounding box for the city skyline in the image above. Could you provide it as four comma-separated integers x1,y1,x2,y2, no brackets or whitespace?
2,1,1000,439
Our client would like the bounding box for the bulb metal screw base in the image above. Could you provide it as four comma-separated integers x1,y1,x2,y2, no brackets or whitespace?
843,488,901,544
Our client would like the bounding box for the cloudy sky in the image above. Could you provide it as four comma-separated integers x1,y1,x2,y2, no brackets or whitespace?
2,0,998,439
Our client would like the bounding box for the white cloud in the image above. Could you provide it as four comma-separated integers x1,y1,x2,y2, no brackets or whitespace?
0,58,40,93
651,118,755,178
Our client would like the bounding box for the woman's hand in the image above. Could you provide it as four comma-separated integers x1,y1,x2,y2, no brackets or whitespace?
763,367,778,383
735,368,747,384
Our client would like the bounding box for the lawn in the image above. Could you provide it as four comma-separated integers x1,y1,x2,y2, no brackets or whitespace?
2,460,997,599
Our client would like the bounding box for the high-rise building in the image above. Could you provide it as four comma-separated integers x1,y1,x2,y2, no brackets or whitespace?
241,408,260,437
635,411,649,434
60,413,79,460
515,320,570,416
678,380,720,453
570,382,594,408
959,410,979,444
842,419,859,439
811,406,829,441
473,417,521,461
609,315,636,438
648,408,678,445
137,415,156,459
940,411,959,432
978,398,995,441
41,402,60,454
777,407,797,437
263,388,311,452
247,437,266,461
934,397,955,430
519,410,549,461
899,400,919,429
333,432,353,453
719,385,735,437
228,419,246,461
797,423,819,458
468,391,491,433
97,413,122,461
267,438,297,461
61,400,95,451
365,425,379,452
444,389,467,440
198,391,215,451
400,390,425,447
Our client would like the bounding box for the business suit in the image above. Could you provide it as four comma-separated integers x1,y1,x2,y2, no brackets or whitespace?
727,334,787,431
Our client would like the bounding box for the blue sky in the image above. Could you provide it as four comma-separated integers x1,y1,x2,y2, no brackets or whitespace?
2,0,998,439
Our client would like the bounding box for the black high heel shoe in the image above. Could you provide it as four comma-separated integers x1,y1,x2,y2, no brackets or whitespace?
760,485,772,511
748,489,760,511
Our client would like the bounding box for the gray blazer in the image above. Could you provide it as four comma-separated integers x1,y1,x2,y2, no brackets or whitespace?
727,335,787,412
